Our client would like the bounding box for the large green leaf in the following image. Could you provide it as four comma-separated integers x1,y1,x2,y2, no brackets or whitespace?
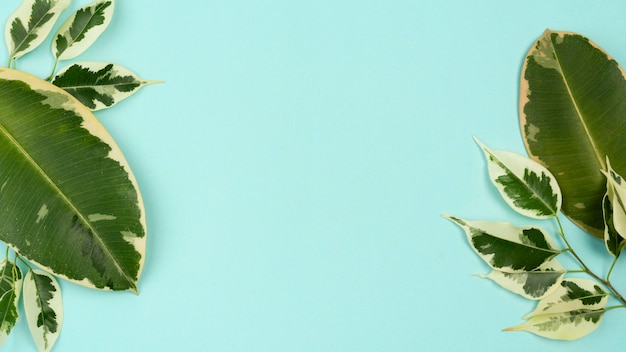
520,29,626,238
0,68,146,292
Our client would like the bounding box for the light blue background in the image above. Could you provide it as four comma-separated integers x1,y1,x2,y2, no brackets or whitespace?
3,0,626,351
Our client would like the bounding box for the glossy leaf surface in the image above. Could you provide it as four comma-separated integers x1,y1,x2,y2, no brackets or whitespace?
53,62,160,111
0,260,23,347
520,29,626,238
443,216,561,272
523,278,609,319
23,269,63,352
475,137,561,219
478,260,565,300
0,68,146,292
52,0,115,61
602,159,626,255
5,0,70,61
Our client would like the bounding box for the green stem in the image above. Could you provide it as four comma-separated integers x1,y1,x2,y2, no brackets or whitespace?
607,254,620,282
555,217,626,306
45,59,59,82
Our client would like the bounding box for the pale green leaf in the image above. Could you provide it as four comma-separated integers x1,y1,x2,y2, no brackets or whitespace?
520,29,626,238
523,278,608,319
52,0,115,61
53,62,161,111
0,68,146,292
5,0,71,60
478,259,565,300
443,216,561,272
23,269,63,352
505,309,606,340
0,260,23,347
474,137,561,219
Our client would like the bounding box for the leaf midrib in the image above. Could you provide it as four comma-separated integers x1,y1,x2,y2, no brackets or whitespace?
57,2,109,58
0,123,135,289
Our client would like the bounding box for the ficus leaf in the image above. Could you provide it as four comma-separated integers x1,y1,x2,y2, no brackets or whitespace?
520,29,626,238
23,269,63,352
52,0,115,61
505,309,606,340
4,0,70,61
0,260,23,347
443,216,561,272
477,259,565,300
523,278,609,319
474,137,561,219
0,68,146,292
52,62,161,111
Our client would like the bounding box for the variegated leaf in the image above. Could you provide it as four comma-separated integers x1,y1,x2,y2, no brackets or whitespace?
443,216,561,272
23,269,63,352
0,260,23,347
602,194,624,257
52,0,115,61
52,62,161,111
602,159,626,255
523,278,608,319
474,137,561,219
478,259,565,300
5,0,71,61
505,309,606,340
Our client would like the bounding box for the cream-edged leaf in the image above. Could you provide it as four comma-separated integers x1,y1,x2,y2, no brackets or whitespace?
505,309,606,340
52,0,115,60
602,194,624,257
602,158,626,252
474,137,561,219
478,260,565,300
5,0,70,61
524,278,608,319
52,62,161,111
23,269,63,352
0,260,23,347
443,216,561,272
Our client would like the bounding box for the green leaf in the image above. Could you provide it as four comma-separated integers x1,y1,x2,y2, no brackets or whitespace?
602,158,626,246
4,0,71,61
0,260,23,347
52,62,161,111
474,137,561,219
478,259,565,300
505,309,606,340
52,0,115,61
0,68,146,292
520,29,626,238
443,216,561,272
602,194,623,257
523,278,609,319
23,269,63,352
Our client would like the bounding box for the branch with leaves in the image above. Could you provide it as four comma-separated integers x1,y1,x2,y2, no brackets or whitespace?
0,0,158,350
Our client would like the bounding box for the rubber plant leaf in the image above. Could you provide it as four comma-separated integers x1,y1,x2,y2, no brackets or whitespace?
5,0,70,61
23,269,63,352
520,29,626,238
0,260,23,348
443,216,561,272
477,259,565,300
505,279,608,340
0,68,146,293
52,0,115,61
52,62,161,111
474,137,561,219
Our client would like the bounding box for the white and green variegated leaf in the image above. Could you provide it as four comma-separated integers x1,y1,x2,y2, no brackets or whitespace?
505,309,606,340
0,68,146,292
23,269,63,352
52,62,161,111
0,260,23,347
474,137,561,219
523,278,608,319
478,259,565,300
443,216,561,272
602,194,624,257
5,0,71,61
52,0,115,61
602,158,626,256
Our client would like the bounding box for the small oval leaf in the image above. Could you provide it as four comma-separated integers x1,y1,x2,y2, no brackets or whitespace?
474,137,561,219
0,260,23,347
52,62,161,111
23,269,63,352
5,0,71,61
478,260,565,300
443,216,561,272
52,0,115,61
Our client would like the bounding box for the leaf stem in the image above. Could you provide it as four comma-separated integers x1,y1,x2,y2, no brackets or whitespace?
555,216,626,305
46,59,59,82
